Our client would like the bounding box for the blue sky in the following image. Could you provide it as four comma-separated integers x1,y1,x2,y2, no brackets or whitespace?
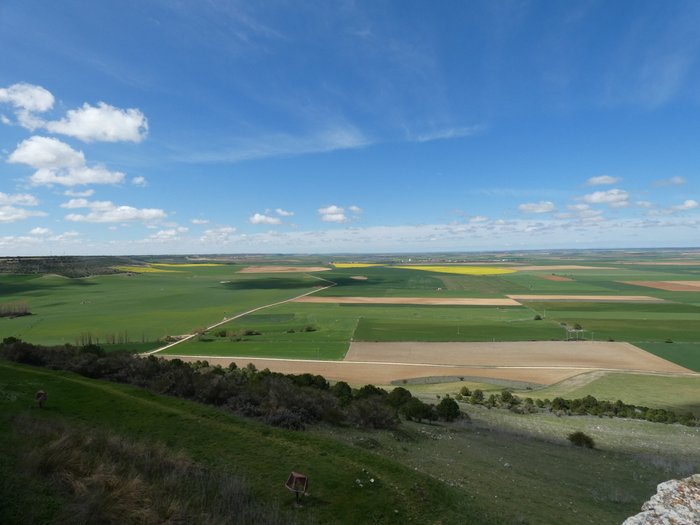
1,0,699,255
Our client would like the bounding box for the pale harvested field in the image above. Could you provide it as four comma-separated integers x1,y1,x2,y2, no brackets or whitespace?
162,355,590,385
163,341,695,386
350,276,368,280
507,294,665,302
541,275,574,282
510,265,616,271
624,280,700,292
294,296,522,306
346,341,690,373
238,265,330,273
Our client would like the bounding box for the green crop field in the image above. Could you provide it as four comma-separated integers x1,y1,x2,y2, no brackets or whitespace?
0,265,323,346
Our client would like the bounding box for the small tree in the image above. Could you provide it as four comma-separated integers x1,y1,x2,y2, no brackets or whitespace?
471,389,484,404
436,397,460,422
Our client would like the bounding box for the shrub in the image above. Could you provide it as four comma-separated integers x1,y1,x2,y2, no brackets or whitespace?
436,397,460,422
567,431,595,449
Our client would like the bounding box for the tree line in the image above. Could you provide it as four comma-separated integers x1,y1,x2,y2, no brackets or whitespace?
456,386,698,427
0,338,461,431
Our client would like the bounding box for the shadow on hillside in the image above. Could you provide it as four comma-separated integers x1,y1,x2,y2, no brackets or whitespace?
0,278,97,297
224,278,316,290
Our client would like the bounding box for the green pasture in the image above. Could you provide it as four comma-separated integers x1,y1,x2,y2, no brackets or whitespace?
0,266,322,346
521,372,700,417
319,405,700,525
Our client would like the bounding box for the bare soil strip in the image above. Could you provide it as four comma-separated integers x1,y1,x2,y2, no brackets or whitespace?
345,341,690,374
509,265,616,271
541,275,574,282
507,294,664,302
350,276,368,280
238,266,331,273
160,340,697,386
294,296,522,306
624,281,700,292
158,355,591,385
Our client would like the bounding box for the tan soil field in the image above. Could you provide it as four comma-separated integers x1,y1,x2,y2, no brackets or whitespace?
163,355,592,385
294,296,522,306
507,294,665,302
162,341,694,386
350,276,368,280
541,275,574,282
510,265,616,271
345,341,689,373
623,281,700,292
238,265,331,273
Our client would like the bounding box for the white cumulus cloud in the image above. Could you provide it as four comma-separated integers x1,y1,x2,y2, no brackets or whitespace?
275,208,294,217
583,189,629,208
44,102,148,143
29,227,51,236
9,136,125,186
518,201,556,213
318,204,347,223
670,199,698,212
61,198,166,223
0,192,39,206
0,83,55,129
200,226,236,244
0,206,47,223
132,176,147,186
191,218,209,225
587,175,621,185
249,213,281,225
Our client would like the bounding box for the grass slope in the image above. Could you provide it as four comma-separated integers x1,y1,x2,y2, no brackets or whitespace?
0,360,488,524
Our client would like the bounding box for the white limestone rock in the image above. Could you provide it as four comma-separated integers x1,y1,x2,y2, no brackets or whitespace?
622,474,700,525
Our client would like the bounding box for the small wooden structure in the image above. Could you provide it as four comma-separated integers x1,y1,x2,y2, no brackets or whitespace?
285,471,308,504
35,390,47,409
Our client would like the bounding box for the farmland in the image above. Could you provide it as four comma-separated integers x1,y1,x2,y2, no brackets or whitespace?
2,252,700,392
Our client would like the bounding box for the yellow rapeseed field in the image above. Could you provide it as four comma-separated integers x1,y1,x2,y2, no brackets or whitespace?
395,265,516,275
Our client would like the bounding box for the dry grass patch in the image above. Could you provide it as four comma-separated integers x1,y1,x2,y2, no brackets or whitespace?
350,276,368,280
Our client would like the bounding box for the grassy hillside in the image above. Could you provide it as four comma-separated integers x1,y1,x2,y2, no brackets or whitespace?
0,360,488,524
3,359,700,524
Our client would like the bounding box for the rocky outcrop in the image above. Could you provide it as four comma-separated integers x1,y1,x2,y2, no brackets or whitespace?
622,474,700,525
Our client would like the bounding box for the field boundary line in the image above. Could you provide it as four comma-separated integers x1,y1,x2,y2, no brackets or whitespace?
142,274,336,356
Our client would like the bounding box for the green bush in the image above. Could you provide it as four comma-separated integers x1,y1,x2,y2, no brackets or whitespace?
567,431,595,449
